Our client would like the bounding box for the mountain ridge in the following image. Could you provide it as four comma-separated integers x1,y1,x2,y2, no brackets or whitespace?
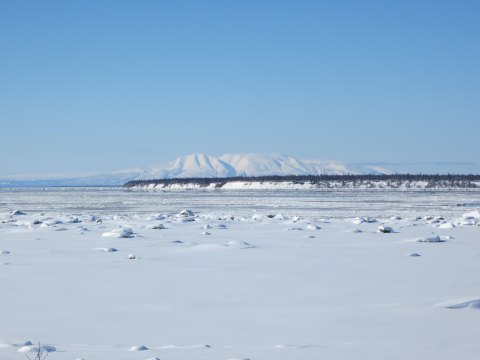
143,153,395,180
0,153,395,187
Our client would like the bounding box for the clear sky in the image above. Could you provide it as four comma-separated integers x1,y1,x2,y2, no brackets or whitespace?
1,0,479,175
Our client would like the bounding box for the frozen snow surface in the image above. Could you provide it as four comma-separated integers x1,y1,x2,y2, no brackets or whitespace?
1,187,480,360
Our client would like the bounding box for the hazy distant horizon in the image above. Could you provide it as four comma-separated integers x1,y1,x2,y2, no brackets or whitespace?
0,153,479,180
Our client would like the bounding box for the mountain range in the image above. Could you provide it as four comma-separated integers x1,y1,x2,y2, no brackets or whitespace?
0,153,394,187
146,153,393,178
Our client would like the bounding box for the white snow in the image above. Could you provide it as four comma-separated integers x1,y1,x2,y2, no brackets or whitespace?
0,188,479,360
101,228,134,238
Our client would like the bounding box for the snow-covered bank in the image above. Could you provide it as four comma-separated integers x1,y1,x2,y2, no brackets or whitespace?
129,179,480,190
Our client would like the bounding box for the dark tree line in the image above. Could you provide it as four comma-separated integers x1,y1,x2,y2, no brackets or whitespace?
124,174,480,189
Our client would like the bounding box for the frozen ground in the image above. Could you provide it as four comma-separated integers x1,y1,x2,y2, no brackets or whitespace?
1,188,480,360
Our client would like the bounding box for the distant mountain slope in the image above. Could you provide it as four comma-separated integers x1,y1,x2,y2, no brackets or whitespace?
0,168,147,187
146,153,236,179
140,153,394,179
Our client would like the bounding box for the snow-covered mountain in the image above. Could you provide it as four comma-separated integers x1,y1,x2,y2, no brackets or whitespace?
146,154,236,179
142,153,394,179
0,153,394,187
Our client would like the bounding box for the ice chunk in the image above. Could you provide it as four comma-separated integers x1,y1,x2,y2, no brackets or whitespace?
378,225,393,233
178,209,194,217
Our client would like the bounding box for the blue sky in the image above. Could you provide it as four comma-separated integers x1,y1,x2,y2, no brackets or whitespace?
1,0,479,175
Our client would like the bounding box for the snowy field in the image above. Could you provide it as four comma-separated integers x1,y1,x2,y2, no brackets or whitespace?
1,188,480,360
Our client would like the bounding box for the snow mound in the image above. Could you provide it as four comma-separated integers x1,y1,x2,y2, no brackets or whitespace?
11,210,26,216
353,217,377,225
462,209,480,220
306,224,321,230
286,227,303,231
225,240,255,249
150,223,166,230
178,209,194,217
458,209,480,225
129,345,149,351
416,235,445,243
148,214,166,221
438,222,455,229
102,228,134,238
95,247,118,252
43,219,64,226
17,344,56,353
176,209,195,221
